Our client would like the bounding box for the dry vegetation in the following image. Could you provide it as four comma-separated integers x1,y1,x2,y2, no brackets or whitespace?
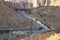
0,2,42,30
31,6,60,30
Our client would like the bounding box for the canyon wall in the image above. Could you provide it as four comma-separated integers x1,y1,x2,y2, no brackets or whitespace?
50,0,60,6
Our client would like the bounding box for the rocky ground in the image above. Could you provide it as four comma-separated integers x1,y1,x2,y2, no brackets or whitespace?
20,30,60,40
0,30,60,40
0,2,42,30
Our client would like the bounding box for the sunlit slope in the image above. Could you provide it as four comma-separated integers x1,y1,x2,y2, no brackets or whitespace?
50,0,60,6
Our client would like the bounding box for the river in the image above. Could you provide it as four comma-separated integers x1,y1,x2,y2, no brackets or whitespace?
11,12,50,34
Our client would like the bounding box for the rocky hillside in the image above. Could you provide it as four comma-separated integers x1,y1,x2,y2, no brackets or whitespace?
1,1,60,30
37,0,60,6
38,0,60,6
0,2,18,30
50,0,60,6
0,0,60,30
0,1,42,30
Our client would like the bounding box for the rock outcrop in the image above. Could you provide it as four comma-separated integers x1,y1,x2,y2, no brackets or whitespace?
0,1,42,30
50,0,60,6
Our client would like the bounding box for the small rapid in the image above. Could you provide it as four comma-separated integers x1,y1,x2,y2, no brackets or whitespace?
37,21,50,30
